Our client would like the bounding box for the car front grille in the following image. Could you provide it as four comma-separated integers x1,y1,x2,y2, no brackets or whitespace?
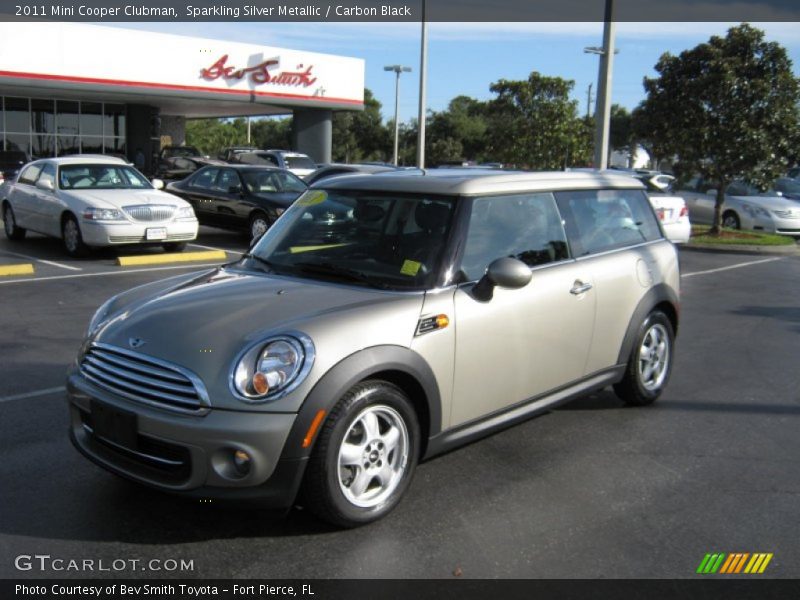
123,205,176,222
773,210,800,220
80,343,209,414
108,233,195,243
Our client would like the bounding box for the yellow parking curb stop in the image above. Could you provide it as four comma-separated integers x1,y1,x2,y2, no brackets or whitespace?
0,263,35,277
117,250,227,267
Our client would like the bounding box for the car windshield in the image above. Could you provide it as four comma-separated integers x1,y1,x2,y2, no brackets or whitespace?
246,189,457,290
59,164,152,190
241,170,307,194
163,147,200,158
283,155,316,170
774,178,800,195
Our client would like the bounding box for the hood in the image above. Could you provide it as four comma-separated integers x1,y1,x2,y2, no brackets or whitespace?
61,188,190,210
728,193,799,211
92,267,424,408
252,191,302,208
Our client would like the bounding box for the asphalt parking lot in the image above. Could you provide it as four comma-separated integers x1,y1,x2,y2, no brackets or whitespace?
0,233,798,579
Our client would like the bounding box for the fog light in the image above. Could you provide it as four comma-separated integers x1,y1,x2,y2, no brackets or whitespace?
233,450,252,475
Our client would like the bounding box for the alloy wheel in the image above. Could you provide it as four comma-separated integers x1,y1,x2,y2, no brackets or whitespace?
638,323,670,391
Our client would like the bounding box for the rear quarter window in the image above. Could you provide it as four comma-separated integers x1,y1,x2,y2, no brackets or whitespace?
555,189,662,257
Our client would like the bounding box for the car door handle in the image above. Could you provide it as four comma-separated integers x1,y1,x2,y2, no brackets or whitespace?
570,281,593,295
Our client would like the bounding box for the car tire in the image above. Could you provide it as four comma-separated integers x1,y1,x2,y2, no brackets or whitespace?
62,214,90,258
248,211,270,242
3,203,26,241
613,311,674,407
301,380,420,528
722,210,740,230
162,242,188,253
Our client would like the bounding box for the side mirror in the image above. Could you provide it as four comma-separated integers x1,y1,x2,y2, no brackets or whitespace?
36,178,54,192
472,257,532,302
151,178,165,190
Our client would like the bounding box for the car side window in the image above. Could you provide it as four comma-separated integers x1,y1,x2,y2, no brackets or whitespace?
190,168,219,190
555,189,662,257
37,163,56,187
214,169,241,192
264,154,280,167
18,164,42,185
458,192,570,282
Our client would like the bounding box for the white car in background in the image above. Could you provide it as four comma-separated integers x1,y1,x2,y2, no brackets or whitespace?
2,156,198,257
677,177,800,238
234,149,317,178
631,172,691,244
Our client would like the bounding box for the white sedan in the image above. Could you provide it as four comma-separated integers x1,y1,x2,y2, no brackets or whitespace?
2,156,198,256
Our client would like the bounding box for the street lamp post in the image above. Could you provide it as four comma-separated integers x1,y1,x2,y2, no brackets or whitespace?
584,0,617,170
384,64,412,166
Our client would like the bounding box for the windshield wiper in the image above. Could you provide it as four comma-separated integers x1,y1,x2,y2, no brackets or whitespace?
293,261,388,289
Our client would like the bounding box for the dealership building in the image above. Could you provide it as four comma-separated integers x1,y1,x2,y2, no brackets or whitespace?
0,22,365,172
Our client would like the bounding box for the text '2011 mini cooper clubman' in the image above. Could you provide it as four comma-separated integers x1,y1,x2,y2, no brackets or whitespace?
68,170,680,527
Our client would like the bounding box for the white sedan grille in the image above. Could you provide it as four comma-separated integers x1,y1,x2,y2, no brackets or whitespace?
123,205,176,222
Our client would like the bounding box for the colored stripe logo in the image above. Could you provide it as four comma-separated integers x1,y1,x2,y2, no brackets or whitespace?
696,553,773,574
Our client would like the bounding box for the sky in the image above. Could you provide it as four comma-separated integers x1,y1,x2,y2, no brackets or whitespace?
113,21,800,123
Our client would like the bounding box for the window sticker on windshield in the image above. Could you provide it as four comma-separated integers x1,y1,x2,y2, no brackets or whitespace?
296,190,327,207
400,260,422,276
289,243,352,254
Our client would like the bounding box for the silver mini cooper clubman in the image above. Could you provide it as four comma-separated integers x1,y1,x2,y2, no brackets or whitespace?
68,170,680,527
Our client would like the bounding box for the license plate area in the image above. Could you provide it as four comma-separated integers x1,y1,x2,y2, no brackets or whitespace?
90,400,138,450
146,227,167,241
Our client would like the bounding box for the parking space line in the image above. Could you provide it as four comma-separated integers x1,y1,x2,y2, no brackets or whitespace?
682,257,784,278
188,242,240,254
0,386,65,404
0,249,83,271
117,250,227,266
0,262,222,285
0,263,34,277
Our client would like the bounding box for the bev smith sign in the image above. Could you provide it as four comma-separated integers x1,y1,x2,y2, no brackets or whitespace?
0,22,364,109
201,55,318,88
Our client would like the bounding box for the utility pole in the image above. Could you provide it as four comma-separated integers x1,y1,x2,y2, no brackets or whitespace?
586,83,593,119
384,64,412,166
416,0,428,169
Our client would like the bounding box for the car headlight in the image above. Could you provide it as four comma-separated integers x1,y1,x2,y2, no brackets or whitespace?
742,204,770,219
175,206,196,220
87,296,115,336
82,207,126,221
232,335,314,402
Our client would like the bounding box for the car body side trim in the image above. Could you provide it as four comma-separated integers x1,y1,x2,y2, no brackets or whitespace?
424,365,625,460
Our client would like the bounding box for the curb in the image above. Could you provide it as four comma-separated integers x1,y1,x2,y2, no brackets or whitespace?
117,250,228,267
681,243,799,256
0,263,35,277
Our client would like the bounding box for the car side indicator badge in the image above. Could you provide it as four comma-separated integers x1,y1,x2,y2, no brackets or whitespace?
128,337,146,349
416,314,449,336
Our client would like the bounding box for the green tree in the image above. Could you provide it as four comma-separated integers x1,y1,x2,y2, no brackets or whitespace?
185,118,248,156
484,72,591,169
609,104,632,151
637,23,800,234
332,88,390,163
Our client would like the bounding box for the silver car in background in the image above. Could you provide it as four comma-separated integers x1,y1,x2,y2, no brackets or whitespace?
678,177,800,237
68,170,680,527
2,156,198,256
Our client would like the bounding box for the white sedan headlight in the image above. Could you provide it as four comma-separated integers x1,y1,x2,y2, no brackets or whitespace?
232,335,314,402
175,206,196,220
82,207,126,221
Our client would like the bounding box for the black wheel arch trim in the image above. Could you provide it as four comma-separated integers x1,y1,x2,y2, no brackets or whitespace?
280,345,441,460
616,283,679,366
